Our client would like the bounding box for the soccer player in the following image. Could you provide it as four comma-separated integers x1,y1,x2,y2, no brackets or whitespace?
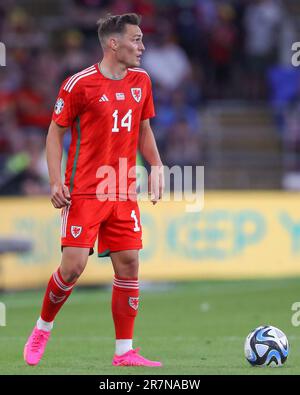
24,13,164,367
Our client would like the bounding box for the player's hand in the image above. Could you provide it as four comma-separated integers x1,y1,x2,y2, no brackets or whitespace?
148,165,164,205
50,183,71,209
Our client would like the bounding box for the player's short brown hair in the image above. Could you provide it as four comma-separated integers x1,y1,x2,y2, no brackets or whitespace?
97,13,141,48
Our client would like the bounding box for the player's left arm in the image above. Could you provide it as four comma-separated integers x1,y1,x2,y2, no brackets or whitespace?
139,119,164,204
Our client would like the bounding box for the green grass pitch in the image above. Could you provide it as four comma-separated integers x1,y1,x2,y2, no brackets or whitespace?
0,278,300,375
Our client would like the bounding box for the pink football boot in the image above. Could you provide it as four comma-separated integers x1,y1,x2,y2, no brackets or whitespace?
24,326,51,366
112,348,162,367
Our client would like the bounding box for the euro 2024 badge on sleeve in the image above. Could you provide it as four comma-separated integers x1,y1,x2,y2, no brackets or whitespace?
54,98,64,114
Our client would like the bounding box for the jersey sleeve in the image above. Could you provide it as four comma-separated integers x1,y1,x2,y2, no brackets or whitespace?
141,75,155,121
52,78,85,127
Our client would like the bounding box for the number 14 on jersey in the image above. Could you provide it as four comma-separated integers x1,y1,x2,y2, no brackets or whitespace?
112,109,132,132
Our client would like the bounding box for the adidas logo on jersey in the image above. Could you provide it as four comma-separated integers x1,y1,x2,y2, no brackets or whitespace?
99,94,109,102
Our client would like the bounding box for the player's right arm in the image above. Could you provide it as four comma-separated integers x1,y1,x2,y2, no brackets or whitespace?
49,73,85,208
46,120,71,209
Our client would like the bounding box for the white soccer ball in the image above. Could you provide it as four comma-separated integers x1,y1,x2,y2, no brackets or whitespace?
244,325,289,367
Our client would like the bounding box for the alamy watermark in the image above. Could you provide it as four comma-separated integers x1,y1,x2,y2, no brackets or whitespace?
94,159,204,212
0,302,6,327
291,42,300,67
291,302,300,327
0,42,6,66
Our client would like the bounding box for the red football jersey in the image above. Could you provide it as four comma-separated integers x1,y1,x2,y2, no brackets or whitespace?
52,63,155,199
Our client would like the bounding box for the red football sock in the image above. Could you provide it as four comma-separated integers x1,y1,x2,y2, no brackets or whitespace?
112,276,139,339
40,267,76,322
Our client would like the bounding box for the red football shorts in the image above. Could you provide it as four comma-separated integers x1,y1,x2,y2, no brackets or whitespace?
60,198,142,257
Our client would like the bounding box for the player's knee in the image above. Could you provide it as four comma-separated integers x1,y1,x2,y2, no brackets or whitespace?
60,247,89,282
111,250,139,277
70,264,85,281
60,258,87,283
61,264,85,283
128,258,139,271
119,257,139,277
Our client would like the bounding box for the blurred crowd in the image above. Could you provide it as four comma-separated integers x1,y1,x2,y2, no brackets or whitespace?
0,0,299,195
